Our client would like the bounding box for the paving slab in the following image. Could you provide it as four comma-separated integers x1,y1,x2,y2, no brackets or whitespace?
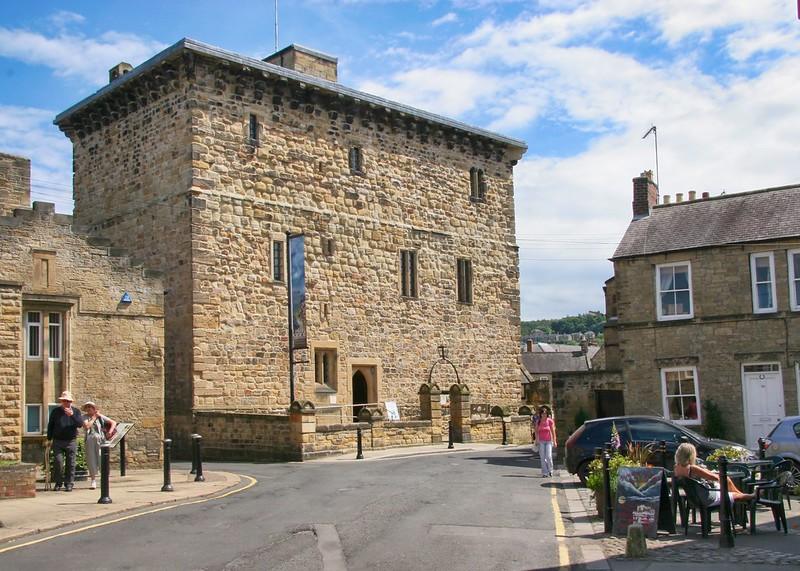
0,469,240,544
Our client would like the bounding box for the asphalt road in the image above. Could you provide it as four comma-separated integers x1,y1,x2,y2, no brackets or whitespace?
1,447,562,571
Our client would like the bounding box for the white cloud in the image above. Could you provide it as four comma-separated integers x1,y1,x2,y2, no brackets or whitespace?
0,105,73,213
0,26,165,85
353,0,800,317
432,12,459,27
48,11,86,29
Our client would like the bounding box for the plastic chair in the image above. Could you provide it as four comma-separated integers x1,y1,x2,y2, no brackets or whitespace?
771,459,795,509
749,478,788,534
674,477,725,537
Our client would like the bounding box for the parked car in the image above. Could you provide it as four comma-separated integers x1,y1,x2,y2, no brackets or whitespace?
763,415,800,480
565,415,753,485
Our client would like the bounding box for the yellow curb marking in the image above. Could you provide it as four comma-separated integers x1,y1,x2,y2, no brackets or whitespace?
550,485,570,570
0,474,258,555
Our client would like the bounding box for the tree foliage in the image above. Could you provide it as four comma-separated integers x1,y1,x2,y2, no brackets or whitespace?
521,311,605,337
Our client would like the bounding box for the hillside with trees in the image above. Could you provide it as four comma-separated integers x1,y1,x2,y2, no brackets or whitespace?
521,311,605,338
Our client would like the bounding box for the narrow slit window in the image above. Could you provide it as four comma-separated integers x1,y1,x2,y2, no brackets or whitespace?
400,250,418,298
249,114,259,143
457,258,473,304
470,168,486,201
348,147,364,174
272,240,285,282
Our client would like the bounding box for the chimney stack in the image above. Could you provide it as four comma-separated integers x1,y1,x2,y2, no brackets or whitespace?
632,170,658,219
109,62,133,83
526,339,534,352
688,190,696,201
663,195,671,204
676,193,683,203
702,192,710,199
263,45,338,82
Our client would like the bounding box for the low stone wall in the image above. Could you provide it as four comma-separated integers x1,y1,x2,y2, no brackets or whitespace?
552,370,624,440
194,411,298,461
0,463,36,499
470,416,532,444
383,420,433,447
311,422,365,457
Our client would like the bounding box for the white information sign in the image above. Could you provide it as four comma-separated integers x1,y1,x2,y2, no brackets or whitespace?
384,401,400,421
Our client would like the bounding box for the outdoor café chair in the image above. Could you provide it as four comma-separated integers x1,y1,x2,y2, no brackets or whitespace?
749,477,788,534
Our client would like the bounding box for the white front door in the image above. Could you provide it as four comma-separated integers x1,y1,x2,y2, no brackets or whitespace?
742,363,784,449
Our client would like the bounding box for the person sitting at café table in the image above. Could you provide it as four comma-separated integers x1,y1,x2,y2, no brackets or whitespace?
673,442,754,504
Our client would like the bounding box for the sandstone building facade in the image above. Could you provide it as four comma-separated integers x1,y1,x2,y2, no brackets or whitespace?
54,39,527,454
0,153,165,465
604,172,800,447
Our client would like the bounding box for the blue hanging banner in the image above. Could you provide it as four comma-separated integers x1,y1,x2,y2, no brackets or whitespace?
288,234,307,350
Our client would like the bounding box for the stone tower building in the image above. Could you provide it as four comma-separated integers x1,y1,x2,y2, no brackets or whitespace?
55,39,527,452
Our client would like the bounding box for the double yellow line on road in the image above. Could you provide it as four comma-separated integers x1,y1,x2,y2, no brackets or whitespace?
0,475,258,555
550,484,571,570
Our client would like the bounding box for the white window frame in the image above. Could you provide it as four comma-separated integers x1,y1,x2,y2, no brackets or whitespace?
655,262,694,321
24,403,42,435
750,252,777,314
660,366,702,426
25,311,42,360
789,249,800,312
48,312,62,361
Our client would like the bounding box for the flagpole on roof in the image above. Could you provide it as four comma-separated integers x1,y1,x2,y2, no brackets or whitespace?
274,0,279,52
642,125,659,189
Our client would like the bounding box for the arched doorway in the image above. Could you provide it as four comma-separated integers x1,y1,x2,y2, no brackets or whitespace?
352,370,368,421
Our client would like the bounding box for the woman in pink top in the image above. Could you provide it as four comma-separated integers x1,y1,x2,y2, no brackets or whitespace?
537,408,557,477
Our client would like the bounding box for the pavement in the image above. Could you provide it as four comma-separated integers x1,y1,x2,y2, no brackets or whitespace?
557,469,800,570
1,443,798,571
0,467,241,545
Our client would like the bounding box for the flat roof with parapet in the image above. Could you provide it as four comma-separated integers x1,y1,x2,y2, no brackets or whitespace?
55,38,527,152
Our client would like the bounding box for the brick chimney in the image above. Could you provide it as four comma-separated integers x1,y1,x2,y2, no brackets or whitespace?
263,45,338,82
632,170,658,219
109,62,133,83
525,339,534,352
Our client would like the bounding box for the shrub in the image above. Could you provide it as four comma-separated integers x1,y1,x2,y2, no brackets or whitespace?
706,445,749,463
44,439,88,473
585,453,640,495
703,399,726,439
574,408,590,430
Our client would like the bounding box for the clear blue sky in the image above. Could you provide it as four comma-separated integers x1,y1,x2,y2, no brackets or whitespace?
2,1,800,319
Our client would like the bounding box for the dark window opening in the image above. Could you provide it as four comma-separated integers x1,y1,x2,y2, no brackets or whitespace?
400,250,418,298
348,147,364,174
457,258,473,304
249,114,259,143
323,237,335,257
272,241,285,282
470,167,486,201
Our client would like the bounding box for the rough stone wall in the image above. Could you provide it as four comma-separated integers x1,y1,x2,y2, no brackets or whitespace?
0,463,36,499
0,203,165,466
469,416,531,444
195,411,297,461
0,284,22,461
612,243,800,443
0,153,30,216
551,370,624,440
66,77,193,439
187,54,522,416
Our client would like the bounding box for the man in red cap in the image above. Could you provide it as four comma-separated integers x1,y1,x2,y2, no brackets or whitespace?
47,391,84,491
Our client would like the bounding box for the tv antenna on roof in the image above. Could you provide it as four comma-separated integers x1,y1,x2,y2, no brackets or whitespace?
642,125,659,189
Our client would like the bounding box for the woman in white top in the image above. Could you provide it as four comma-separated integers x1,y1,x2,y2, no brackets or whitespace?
82,401,117,489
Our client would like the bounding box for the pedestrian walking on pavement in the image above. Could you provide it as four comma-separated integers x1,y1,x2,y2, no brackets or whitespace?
82,401,117,490
47,391,84,491
537,407,557,477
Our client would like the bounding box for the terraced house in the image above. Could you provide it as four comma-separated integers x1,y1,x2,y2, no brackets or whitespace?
53,39,528,458
604,171,800,447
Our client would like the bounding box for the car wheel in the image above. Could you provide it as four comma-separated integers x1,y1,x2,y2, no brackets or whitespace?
789,459,800,487
577,460,591,486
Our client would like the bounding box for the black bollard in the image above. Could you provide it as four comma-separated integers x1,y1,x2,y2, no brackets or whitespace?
98,444,112,504
161,439,174,492
718,456,734,548
448,420,454,449
659,440,667,468
193,434,205,482
757,438,766,460
602,449,613,533
356,427,364,460
502,420,508,446
119,435,127,477
190,433,199,474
